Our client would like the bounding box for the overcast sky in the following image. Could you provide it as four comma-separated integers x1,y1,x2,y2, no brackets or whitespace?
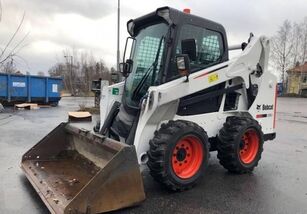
0,0,306,74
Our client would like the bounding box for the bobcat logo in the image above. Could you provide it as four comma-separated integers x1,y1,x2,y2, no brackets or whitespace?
256,104,261,110
256,104,274,111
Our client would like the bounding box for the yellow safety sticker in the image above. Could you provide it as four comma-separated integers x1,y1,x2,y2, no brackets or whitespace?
208,73,219,83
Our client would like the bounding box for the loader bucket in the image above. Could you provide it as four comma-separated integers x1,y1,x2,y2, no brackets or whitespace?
21,123,145,214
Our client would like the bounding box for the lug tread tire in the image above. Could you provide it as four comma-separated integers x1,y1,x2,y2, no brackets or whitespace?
217,116,264,174
147,120,209,191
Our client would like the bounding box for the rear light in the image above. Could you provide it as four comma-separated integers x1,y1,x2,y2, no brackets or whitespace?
273,84,277,129
183,8,191,14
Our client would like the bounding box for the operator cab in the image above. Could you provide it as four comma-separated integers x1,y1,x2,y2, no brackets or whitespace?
109,7,229,142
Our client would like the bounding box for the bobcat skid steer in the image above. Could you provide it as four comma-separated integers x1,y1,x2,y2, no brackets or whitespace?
21,6,277,214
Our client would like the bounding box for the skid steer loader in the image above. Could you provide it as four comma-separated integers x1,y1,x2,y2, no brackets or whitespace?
21,6,277,214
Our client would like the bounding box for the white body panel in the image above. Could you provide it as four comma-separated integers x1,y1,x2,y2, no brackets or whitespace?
100,36,277,164
99,81,124,126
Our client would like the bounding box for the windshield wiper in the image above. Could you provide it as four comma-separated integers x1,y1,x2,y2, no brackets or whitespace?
131,36,165,101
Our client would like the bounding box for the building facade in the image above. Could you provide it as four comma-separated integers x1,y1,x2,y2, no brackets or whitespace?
287,62,307,96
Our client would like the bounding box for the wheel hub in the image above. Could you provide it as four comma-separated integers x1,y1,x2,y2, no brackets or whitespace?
176,148,187,161
239,140,245,150
239,129,260,164
171,136,204,179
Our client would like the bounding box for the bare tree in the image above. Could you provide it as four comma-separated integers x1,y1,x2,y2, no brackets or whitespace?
0,4,28,72
301,17,307,63
271,20,293,85
49,49,111,96
291,23,302,66
2,57,15,73
37,71,45,76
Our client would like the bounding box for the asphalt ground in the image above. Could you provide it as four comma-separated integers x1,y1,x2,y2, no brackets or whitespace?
0,97,306,214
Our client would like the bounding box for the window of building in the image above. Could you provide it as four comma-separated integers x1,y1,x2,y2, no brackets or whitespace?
303,75,307,83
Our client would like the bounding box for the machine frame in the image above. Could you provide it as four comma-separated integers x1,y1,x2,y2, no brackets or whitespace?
100,34,277,164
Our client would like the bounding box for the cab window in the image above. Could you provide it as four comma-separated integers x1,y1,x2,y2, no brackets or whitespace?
175,24,224,73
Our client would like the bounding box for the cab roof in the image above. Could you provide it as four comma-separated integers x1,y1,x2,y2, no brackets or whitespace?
127,6,226,38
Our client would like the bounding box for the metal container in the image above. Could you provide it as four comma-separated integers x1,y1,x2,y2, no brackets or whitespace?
0,73,62,105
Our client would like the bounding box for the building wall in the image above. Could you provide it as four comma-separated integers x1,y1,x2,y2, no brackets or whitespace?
287,73,300,94
287,72,307,95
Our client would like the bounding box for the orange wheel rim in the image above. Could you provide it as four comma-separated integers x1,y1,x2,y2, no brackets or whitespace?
171,136,203,179
239,129,259,164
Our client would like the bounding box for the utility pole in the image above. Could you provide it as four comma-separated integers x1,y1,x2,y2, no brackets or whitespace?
117,0,120,73
64,55,74,95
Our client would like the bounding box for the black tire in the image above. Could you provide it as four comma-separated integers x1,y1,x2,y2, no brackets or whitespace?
147,120,209,191
217,116,264,173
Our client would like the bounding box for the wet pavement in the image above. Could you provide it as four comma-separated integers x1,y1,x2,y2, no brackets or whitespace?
0,97,307,214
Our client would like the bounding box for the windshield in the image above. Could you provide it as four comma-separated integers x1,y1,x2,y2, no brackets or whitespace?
124,22,168,107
